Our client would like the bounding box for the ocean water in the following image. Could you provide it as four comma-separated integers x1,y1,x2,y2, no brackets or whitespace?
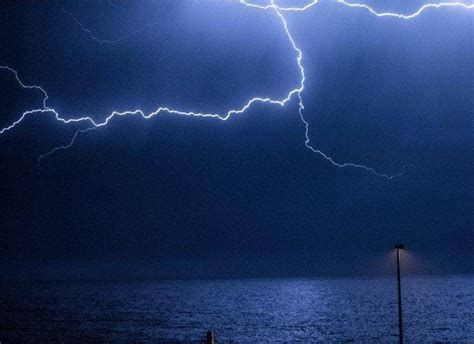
0,276,472,343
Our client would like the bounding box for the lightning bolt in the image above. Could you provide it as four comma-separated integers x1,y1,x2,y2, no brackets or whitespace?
61,8,168,45
0,65,95,135
61,9,121,44
337,1,474,19
1,1,472,178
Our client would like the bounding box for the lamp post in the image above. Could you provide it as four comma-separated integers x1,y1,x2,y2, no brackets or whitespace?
394,244,405,344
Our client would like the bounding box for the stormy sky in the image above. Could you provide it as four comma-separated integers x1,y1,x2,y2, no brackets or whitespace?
0,0,473,280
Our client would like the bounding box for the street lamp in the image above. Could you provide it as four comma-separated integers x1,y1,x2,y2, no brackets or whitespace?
394,244,405,344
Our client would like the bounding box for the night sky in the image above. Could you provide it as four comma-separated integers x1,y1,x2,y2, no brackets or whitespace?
1,0,473,280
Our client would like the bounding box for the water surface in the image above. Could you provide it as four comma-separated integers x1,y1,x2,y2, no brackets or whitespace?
1,275,472,342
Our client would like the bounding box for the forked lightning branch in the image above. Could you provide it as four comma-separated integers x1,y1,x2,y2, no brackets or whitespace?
1,0,473,178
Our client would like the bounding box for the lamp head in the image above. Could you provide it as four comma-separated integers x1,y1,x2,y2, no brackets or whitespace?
394,243,405,250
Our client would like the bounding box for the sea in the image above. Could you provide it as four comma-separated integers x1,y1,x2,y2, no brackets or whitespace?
1,275,472,343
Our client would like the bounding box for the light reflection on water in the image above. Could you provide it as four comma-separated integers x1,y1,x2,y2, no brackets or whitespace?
0,275,472,342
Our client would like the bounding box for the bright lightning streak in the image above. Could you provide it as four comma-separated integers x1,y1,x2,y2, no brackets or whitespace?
337,1,474,19
0,65,95,135
1,1,473,178
240,0,320,11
